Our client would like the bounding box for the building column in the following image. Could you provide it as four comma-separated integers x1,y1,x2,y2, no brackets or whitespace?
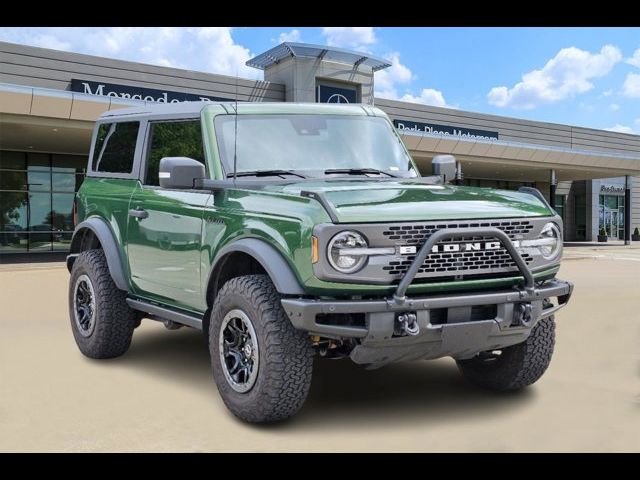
455,161,463,186
625,175,631,245
549,169,557,210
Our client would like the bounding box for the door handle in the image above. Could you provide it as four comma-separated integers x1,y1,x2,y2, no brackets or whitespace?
128,208,148,219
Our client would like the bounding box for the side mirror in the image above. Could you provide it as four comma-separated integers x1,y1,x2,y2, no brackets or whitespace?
159,157,205,189
431,154,458,184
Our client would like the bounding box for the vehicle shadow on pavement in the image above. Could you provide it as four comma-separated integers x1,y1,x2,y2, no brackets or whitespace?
111,324,212,390
117,324,535,429
296,358,534,430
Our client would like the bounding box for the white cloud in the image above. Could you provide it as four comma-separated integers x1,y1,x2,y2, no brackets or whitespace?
578,101,595,112
191,27,257,78
626,47,640,68
374,52,413,98
29,33,71,51
601,89,613,97
400,89,452,108
278,29,301,43
321,27,376,51
488,45,622,109
609,103,620,111
374,52,453,108
635,118,640,126
0,27,260,79
605,124,634,134
622,72,640,98
154,58,179,68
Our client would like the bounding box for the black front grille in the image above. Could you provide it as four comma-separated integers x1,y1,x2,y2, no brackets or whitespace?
381,220,534,280
382,247,532,276
382,220,533,243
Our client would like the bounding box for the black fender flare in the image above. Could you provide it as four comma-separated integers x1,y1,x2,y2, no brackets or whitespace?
67,218,129,291
207,238,305,297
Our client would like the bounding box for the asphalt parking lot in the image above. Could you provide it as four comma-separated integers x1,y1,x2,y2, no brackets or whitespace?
1,246,639,452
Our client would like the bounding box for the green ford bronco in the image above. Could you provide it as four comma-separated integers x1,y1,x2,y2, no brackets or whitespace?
67,101,573,423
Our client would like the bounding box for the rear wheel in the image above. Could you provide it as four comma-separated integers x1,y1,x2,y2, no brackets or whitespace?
456,316,555,391
209,275,314,423
68,249,137,359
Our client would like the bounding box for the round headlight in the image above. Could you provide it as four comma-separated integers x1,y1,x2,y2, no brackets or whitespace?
539,222,562,260
327,231,368,273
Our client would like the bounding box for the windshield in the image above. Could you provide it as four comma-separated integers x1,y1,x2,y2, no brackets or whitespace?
214,114,417,178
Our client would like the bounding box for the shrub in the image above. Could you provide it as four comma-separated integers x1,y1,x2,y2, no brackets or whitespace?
599,227,608,236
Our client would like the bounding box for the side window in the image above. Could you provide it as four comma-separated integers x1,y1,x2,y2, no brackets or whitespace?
92,122,139,174
144,120,205,186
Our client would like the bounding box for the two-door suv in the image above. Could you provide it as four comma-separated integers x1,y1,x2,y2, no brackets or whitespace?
67,101,573,422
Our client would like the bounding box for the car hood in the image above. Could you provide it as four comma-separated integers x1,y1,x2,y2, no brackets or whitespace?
264,179,553,223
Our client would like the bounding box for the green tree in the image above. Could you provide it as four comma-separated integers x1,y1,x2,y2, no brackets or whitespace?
0,191,27,229
46,210,68,230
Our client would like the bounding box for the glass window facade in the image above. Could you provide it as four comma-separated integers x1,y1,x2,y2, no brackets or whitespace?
0,150,86,254
574,194,586,241
554,195,565,221
461,178,535,190
598,194,625,240
554,195,566,236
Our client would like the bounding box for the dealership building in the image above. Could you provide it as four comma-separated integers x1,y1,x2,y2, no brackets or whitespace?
1,40,640,255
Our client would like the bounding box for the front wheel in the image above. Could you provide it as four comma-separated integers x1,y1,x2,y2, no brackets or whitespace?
68,249,138,359
209,275,314,423
456,316,556,391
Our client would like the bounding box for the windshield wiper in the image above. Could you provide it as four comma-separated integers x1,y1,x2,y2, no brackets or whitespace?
227,170,307,179
324,168,398,178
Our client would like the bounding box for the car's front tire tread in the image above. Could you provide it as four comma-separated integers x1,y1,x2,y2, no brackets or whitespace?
456,316,556,391
69,249,137,359
210,274,313,423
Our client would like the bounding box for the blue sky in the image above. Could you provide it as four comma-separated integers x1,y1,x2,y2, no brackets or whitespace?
1,27,639,133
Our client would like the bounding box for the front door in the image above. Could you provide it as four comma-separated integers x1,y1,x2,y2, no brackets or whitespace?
126,119,210,313
609,210,619,240
127,185,210,311
603,207,619,240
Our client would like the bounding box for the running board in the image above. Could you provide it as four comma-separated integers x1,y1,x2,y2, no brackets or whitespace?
126,298,203,330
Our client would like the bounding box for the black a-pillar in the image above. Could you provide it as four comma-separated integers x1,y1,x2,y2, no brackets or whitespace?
549,169,557,211
625,175,631,245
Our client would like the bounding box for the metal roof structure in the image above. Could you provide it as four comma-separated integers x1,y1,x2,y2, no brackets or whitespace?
95,99,381,119
399,128,640,173
246,42,392,72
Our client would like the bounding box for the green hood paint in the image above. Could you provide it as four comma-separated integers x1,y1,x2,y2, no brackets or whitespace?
264,180,553,223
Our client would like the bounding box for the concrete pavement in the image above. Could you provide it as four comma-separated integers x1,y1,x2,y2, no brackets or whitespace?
0,253,638,452
562,244,640,262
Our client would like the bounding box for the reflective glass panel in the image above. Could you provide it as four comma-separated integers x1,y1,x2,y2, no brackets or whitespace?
0,192,28,229
51,193,75,231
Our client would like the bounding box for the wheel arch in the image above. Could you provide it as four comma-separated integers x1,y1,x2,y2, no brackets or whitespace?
67,218,129,291
206,238,305,307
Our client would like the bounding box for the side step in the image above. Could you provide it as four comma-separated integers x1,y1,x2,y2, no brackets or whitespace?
126,298,203,330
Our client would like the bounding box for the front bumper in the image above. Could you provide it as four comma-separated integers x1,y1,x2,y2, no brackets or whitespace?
282,279,573,365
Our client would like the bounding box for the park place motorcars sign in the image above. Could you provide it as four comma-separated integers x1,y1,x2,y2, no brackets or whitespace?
71,79,232,103
393,119,499,140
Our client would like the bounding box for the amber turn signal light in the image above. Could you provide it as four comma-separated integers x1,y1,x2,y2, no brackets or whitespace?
312,236,319,263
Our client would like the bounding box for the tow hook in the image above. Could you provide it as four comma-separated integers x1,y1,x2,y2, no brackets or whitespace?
513,303,533,326
395,312,420,336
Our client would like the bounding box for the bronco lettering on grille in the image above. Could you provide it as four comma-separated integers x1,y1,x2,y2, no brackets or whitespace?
429,241,502,254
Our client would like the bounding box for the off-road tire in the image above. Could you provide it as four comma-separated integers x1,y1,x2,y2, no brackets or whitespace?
456,316,555,391
68,249,137,359
209,274,314,423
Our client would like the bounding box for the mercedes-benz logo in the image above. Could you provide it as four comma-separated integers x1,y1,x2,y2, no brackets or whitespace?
327,93,350,104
